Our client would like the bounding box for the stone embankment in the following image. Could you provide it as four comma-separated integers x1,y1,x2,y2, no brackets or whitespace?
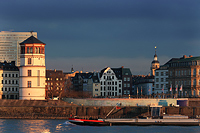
0,99,199,119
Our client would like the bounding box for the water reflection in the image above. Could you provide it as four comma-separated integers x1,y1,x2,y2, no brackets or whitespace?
0,119,6,133
18,120,51,133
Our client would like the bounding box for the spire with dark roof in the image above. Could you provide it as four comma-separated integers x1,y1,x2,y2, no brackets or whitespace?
20,36,45,45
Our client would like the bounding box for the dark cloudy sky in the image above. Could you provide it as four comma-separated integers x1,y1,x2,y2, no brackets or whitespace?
1,0,200,74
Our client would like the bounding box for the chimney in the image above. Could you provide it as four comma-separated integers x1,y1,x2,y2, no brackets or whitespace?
183,55,187,59
189,55,193,57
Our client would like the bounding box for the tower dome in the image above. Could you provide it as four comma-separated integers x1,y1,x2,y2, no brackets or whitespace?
150,46,160,76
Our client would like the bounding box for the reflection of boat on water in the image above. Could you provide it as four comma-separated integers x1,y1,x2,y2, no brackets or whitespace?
68,104,200,126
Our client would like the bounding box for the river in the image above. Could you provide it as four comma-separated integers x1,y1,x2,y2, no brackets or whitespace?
0,119,199,133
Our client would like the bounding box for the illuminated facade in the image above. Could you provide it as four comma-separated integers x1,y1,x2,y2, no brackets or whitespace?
19,36,46,100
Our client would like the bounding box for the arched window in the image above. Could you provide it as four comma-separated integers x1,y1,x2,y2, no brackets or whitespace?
35,47,37,54
30,47,33,53
27,47,29,53
38,47,40,54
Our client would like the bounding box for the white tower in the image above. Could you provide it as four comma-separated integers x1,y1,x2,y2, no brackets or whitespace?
19,36,46,100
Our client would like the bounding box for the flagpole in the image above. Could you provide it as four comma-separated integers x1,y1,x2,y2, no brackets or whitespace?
137,87,138,99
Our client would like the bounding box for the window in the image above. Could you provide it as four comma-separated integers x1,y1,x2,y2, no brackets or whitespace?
37,70,40,86
30,47,33,53
161,72,163,76
127,84,130,87
193,69,196,76
12,74,14,77
161,78,164,82
5,80,7,84
156,78,159,82
95,89,98,91
9,74,10,77
28,58,31,64
124,77,126,81
1,74,3,77
156,84,159,88
124,84,126,87
28,81,31,88
16,80,18,84
5,74,7,77
119,89,121,93
127,77,130,81
27,47,29,53
193,79,196,86
119,84,121,88
156,72,159,76
28,70,31,76
166,72,168,76
5,88,7,91
16,74,18,77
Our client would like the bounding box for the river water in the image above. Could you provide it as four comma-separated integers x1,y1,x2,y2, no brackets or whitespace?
0,119,199,133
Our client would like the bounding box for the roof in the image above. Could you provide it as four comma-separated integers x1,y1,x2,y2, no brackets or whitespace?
100,67,132,79
171,56,200,62
0,61,19,71
152,60,159,63
20,36,45,45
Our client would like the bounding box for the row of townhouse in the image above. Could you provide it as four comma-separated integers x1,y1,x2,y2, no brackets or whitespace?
72,66,132,97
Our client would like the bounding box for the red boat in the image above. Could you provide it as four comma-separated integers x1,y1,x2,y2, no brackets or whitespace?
68,118,109,126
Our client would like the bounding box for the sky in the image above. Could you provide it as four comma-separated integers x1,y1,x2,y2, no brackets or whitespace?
0,0,200,75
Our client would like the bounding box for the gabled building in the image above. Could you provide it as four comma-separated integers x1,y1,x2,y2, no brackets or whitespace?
100,67,132,97
72,72,100,97
0,61,19,99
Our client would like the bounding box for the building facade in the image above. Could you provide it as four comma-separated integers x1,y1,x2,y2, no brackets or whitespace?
168,55,200,97
133,75,154,96
154,65,169,94
0,31,37,66
45,69,65,99
100,67,132,97
19,36,46,100
0,61,19,99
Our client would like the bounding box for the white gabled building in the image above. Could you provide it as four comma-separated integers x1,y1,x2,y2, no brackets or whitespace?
100,67,123,97
19,36,46,100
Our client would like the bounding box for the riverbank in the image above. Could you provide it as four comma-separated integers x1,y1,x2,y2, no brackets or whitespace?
0,99,199,119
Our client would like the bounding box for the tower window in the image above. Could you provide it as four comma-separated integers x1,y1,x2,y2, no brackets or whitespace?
28,58,31,64
28,70,31,76
30,47,33,53
27,81,31,88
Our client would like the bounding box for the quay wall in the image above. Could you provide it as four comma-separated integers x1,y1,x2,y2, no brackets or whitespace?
0,99,198,119
0,106,200,119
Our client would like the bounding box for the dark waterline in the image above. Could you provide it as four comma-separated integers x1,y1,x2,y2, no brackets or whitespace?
0,119,199,133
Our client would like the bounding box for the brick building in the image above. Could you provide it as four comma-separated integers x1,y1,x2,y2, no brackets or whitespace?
45,69,65,99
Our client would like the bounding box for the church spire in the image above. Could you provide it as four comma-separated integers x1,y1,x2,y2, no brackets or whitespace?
150,46,160,76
